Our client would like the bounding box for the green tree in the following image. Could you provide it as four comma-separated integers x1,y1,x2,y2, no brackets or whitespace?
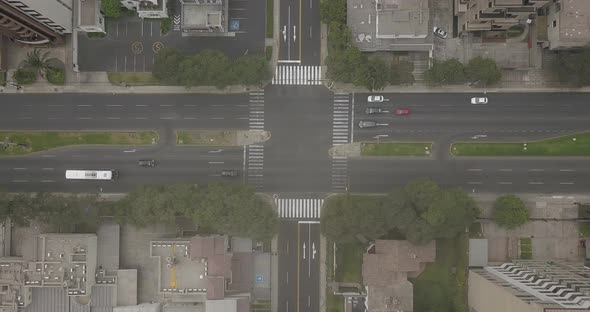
46,67,65,85
198,183,277,240
355,58,389,91
320,0,347,24
465,56,502,85
384,178,479,245
24,49,57,77
321,194,388,243
423,58,466,85
101,0,122,18
233,55,271,85
390,60,415,85
493,194,529,229
13,68,37,85
553,50,590,87
115,185,186,226
153,48,185,85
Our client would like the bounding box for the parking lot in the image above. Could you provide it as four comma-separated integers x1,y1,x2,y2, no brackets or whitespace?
78,0,265,72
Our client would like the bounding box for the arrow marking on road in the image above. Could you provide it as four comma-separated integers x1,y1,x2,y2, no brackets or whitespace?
303,242,306,259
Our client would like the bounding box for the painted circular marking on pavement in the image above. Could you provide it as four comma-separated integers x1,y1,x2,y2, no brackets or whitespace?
152,42,164,53
131,42,143,54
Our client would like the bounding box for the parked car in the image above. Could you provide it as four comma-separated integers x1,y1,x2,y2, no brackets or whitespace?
471,97,488,104
394,108,409,115
138,159,156,167
367,95,384,103
221,169,239,177
365,107,383,114
358,121,378,128
433,26,448,39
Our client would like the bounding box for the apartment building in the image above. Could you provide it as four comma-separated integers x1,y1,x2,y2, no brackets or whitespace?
0,0,72,44
545,0,590,50
456,0,549,32
469,260,590,312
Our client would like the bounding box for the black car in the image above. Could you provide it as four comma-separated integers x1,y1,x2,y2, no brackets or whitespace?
138,159,156,167
221,169,239,177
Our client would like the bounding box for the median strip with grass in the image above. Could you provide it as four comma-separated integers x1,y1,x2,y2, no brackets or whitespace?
0,131,158,155
108,72,162,86
361,142,432,156
451,133,590,156
176,131,237,146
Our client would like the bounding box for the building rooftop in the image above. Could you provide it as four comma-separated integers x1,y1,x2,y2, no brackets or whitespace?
469,239,488,268
558,0,590,43
347,0,432,51
25,234,97,297
362,240,436,312
182,2,223,29
78,0,97,26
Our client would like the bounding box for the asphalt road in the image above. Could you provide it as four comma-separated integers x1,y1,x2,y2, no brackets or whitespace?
0,146,244,192
0,94,250,130
263,86,333,192
278,0,320,64
278,221,320,312
278,0,301,62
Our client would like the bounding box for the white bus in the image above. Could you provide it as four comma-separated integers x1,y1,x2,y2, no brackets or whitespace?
65,170,118,180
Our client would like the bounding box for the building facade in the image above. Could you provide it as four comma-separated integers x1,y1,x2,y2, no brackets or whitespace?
0,0,73,44
470,260,590,312
120,0,168,18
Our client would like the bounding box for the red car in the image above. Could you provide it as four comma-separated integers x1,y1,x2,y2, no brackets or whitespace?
395,109,409,115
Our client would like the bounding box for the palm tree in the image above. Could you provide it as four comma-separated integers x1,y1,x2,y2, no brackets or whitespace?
24,49,57,77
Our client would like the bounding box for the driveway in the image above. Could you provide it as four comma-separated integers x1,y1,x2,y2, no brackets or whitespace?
79,1,265,72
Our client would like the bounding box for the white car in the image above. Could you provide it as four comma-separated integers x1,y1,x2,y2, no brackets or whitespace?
433,26,448,39
367,95,384,102
471,97,488,104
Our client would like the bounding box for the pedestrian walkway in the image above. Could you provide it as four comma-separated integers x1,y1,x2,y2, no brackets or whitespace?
275,198,324,219
331,93,351,192
331,157,348,192
249,91,265,130
271,65,322,85
246,144,264,189
332,93,351,146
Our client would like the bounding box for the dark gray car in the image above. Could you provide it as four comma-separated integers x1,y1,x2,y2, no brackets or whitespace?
365,107,383,114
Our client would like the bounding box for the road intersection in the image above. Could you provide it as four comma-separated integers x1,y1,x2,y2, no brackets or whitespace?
2,90,590,312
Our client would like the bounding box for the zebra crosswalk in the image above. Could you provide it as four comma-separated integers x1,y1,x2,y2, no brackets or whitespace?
331,93,351,192
272,65,322,85
247,144,264,188
249,91,264,130
276,198,324,219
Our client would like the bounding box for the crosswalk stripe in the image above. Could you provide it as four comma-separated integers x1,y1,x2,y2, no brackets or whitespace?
276,198,324,219
272,65,323,85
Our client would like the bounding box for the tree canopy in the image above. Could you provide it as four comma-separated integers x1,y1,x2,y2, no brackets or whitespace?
0,183,278,240
321,178,480,245
101,0,122,18
423,59,466,85
552,49,590,87
321,194,389,243
493,194,529,229
465,56,502,85
153,48,270,88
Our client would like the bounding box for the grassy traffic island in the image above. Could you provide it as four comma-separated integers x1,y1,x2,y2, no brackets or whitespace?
451,132,590,156
177,130,237,146
0,131,159,156
361,142,432,157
